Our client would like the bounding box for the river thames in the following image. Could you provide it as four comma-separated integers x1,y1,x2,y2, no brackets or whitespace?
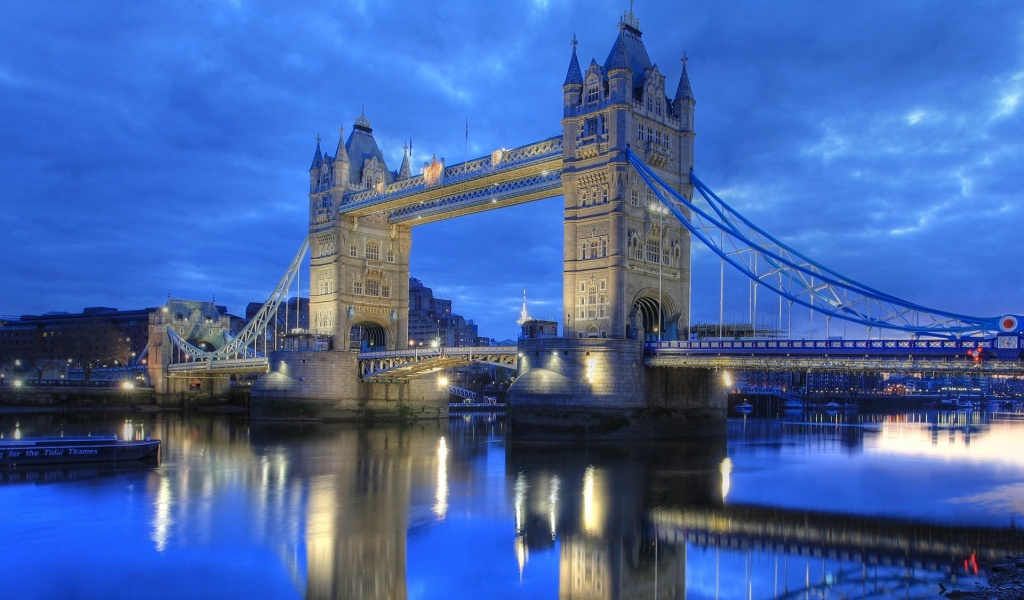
2,408,1023,599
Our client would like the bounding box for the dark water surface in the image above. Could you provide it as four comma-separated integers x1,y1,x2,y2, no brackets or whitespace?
1,409,1022,599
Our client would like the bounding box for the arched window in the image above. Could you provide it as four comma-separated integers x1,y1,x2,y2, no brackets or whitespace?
365,240,380,261
630,234,644,261
646,228,661,263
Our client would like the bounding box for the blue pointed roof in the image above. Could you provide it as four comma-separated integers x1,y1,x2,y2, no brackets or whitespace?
309,137,323,171
343,110,393,186
564,35,583,86
602,9,652,90
674,58,694,103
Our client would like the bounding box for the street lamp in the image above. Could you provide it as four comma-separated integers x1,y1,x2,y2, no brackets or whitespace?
649,202,668,342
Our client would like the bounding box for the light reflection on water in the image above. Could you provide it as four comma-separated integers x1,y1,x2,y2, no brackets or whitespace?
0,410,1022,599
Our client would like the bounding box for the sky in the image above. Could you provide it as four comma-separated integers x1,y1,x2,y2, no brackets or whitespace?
1,0,1022,342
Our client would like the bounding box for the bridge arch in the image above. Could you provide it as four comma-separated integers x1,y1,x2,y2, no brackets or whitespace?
348,320,388,352
630,290,678,341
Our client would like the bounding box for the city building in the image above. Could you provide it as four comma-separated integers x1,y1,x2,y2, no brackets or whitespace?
407,278,479,348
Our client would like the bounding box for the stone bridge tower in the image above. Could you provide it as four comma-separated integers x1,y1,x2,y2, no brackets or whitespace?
560,7,695,342
307,111,412,352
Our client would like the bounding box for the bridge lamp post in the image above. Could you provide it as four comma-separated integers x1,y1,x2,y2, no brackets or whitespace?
649,202,668,342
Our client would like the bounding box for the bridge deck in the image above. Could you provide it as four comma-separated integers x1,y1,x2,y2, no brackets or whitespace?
359,346,517,382
336,137,563,225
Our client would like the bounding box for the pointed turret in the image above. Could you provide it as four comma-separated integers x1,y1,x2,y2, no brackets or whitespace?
309,135,323,171
563,35,583,87
309,135,323,192
397,141,412,180
673,53,694,105
607,35,630,73
673,53,696,134
606,33,632,103
331,125,350,191
563,35,584,114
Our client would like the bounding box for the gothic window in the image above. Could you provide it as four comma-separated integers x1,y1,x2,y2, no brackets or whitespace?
646,126,652,142
353,280,363,295
586,84,600,104
584,118,598,137
591,188,597,205
349,243,358,258
630,187,640,206
630,234,643,261
646,229,661,263
601,237,608,257
589,240,599,259
387,247,395,263
646,94,653,112
602,186,609,204
637,122,644,140
316,233,336,258
646,188,655,206
381,281,391,298
580,241,587,260
365,278,380,297
365,240,380,261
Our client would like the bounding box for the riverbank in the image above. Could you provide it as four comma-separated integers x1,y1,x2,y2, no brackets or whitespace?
0,385,249,414
945,556,1024,599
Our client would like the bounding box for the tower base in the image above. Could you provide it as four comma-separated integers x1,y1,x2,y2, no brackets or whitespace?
508,338,726,439
250,350,448,421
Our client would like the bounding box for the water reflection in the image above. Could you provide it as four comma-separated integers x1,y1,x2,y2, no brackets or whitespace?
2,411,1024,599
508,439,724,599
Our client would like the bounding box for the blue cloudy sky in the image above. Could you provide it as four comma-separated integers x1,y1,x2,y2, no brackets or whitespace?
1,1,1022,341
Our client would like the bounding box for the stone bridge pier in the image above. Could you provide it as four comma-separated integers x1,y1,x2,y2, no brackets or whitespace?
508,338,727,439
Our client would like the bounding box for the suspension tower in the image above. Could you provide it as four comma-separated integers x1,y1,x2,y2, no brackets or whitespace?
509,7,726,438
308,111,411,352
561,8,694,342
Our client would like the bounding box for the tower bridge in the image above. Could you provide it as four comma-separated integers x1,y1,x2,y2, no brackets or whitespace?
164,6,1023,432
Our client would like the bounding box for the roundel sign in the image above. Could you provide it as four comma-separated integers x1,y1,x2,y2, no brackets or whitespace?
999,315,1019,332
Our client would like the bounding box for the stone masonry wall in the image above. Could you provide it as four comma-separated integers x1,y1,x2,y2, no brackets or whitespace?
250,350,448,421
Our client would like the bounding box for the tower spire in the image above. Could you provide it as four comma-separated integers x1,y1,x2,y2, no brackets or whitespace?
309,133,323,171
517,289,531,325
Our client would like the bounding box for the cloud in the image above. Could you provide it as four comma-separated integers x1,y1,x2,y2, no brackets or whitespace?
1,0,1023,342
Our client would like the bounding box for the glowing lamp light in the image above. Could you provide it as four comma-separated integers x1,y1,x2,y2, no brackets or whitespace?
438,376,448,389
723,371,732,387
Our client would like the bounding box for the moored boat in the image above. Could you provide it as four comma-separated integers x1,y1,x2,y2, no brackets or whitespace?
734,401,753,414
0,436,160,467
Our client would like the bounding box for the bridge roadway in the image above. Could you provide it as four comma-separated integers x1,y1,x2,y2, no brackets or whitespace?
646,337,1024,375
166,336,1024,378
358,346,518,383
